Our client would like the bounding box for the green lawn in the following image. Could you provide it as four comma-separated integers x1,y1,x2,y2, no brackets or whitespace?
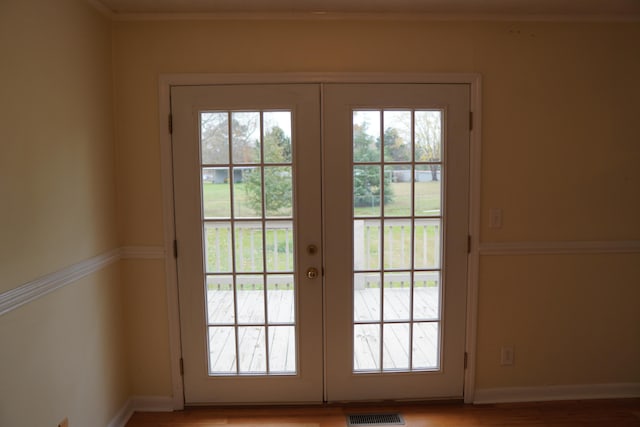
354,181,440,217
202,181,441,274
203,182,440,218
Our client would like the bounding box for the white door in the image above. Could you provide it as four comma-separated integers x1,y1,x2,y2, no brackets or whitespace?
171,82,470,404
323,84,470,401
171,84,324,404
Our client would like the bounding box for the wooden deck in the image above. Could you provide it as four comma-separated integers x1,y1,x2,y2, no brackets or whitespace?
206,287,440,374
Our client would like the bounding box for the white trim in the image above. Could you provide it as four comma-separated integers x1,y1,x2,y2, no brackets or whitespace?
111,11,640,23
106,399,134,427
159,78,186,411
474,383,640,404
159,72,482,87
108,396,175,427
464,77,482,404
0,246,168,317
479,240,640,256
121,246,166,259
0,249,120,316
159,72,482,405
86,0,116,19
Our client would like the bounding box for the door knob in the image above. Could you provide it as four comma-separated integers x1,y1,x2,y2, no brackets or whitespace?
306,267,319,280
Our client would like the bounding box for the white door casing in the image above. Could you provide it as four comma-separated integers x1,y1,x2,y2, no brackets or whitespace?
169,78,476,404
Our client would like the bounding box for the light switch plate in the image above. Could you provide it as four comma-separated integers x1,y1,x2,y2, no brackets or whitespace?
489,208,503,229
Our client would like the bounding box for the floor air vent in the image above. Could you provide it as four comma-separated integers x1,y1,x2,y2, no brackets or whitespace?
347,413,405,426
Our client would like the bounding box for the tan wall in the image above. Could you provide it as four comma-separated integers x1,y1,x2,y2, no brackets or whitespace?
0,0,119,289
0,0,128,424
0,266,128,426
113,18,640,395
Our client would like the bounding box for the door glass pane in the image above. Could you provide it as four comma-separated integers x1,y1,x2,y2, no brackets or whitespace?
201,112,229,165
238,326,266,373
204,222,232,273
354,273,380,322
264,111,292,163
352,109,444,373
383,110,412,162
415,110,442,162
383,219,412,270
203,167,231,219
383,323,410,370
384,165,411,217
413,272,440,320
412,322,440,370
413,219,441,270
201,111,297,376
268,326,296,373
236,275,265,324
208,326,236,374
232,112,260,164
265,221,294,272
234,166,261,218
234,222,263,273
354,324,380,371
415,165,441,216
264,166,292,218
383,272,411,321
267,274,295,323
353,219,380,271
206,275,234,324
353,165,381,216
353,110,380,163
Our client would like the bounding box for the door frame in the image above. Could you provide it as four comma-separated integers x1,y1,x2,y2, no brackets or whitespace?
158,73,482,409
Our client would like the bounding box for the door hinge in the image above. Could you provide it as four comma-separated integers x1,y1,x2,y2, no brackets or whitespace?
464,352,468,369
467,235,472,254
179,357,184,376
469,111,473,131
173,239,178,258
168,114,173,134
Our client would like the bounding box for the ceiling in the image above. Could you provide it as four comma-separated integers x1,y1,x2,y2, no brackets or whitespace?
93,0,640,18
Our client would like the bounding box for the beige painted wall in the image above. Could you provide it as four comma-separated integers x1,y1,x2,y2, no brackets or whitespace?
0,266,128,426
113,18,640,396
1,0,119,289
0,0,129,424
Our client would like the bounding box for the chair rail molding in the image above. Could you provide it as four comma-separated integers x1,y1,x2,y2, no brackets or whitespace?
0,246,165,316
478,240,640,256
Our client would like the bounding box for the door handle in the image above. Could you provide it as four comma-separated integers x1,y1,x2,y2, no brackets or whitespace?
306,267,319,280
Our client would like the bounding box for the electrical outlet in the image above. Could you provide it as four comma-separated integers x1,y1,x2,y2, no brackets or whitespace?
58,417,69,427
500,346,514,366
489,208,503,229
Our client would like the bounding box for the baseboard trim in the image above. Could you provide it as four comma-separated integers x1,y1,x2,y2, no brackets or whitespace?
474,383,640,404
108,396,175,427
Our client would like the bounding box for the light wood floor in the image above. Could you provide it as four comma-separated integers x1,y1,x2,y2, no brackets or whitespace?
126,398,640,426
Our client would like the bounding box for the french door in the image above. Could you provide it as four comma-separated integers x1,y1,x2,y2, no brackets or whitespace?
171,82,470,404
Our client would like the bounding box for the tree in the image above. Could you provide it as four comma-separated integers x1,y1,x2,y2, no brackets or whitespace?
244,126,292,216
200,112,260,165
383,126,411,162
414,111,442,181
200,112,229,164
353,123,394,208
